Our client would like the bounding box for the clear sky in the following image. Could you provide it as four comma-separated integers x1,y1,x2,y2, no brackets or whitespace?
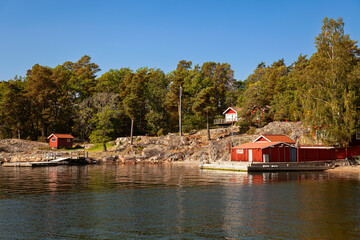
1,0,359,81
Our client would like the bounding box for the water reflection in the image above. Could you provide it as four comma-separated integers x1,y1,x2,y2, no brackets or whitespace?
1,165,360,239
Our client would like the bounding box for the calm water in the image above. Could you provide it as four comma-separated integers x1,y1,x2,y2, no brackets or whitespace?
1,165,360,239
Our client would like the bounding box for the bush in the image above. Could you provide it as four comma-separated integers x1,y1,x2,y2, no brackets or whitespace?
246,127,256,135
37,136,47,142
157,128,164,136
237,119,251,134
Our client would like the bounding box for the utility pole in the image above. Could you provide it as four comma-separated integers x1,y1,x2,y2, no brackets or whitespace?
179,85,182,136
130,119,134,145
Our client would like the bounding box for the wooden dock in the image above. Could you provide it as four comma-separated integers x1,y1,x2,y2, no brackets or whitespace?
248,161,333,172
2,161,68,167
200,161,334,172
200,161,250,171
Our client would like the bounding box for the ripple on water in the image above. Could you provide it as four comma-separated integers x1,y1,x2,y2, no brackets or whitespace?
1,165,360,239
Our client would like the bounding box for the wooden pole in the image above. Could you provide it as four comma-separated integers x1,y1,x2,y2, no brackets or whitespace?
179,85,182,136
297,147,299,163
206,112,210,141
130,119,134,145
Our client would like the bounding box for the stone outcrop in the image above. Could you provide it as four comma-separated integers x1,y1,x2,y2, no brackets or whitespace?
0,139,48,163
109,121,303,164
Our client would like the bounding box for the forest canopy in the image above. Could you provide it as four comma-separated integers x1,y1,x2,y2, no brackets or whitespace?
0,17,359,147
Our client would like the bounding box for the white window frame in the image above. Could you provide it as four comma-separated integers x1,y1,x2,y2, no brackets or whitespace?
51,138,56,142
236,149,244,154
67,139,71,142
356,130,360,140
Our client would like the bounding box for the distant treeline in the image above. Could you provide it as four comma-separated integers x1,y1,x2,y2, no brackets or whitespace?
0,17,359,146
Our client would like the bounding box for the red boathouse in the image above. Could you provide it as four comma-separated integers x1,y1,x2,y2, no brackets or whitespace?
48,133,74,149
231,141,297,162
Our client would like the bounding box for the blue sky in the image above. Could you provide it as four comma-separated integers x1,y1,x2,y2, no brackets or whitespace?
1,0,359,81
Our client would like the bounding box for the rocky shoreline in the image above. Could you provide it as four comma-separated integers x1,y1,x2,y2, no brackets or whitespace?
0,122,304,165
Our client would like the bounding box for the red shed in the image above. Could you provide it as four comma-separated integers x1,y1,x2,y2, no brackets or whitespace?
231,142,296,162
298,145,336,162
48,133,74,149
298,145,360,161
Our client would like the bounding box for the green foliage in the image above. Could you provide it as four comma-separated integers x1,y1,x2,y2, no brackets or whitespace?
300,17,360,146
157,128,165,136
86,92,119,151
246,127,256,135
37,136,47,142
236,118,251,134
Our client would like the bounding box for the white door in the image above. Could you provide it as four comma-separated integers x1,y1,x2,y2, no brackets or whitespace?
248,149,253,162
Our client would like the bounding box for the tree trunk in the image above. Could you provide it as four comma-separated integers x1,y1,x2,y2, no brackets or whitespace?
206,112,211,141
103,142,107,152
41,124,47,137
130,118,134,145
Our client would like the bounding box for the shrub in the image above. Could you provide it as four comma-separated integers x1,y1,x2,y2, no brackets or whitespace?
157,128,164,136
37,136,47,142
246,127,256,135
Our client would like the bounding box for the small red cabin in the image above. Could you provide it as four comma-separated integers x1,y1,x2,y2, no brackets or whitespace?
48,133,74,149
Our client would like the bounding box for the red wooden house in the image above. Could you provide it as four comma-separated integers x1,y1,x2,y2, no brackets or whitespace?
48,133,74,149
214,107,242,124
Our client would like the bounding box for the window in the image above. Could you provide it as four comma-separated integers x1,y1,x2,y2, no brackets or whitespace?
51,138,56,142
67,139,71,142
236,149,244,154
316,130,327,139
356,130,360,140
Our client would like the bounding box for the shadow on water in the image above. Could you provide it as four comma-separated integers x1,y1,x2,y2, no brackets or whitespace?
1,164,360,239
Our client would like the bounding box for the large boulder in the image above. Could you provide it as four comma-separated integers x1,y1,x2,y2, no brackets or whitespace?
115,137,130,146
142,145,170,158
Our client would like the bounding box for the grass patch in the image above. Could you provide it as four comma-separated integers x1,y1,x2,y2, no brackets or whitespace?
87,142,115,152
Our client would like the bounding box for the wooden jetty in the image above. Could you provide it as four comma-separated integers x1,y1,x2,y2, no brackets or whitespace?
200,161,249,171
200,161,334,172
247,161,333,172
2,151,88,167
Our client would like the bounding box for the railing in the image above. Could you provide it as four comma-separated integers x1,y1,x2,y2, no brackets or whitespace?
214,118,240,124
42,151,87,161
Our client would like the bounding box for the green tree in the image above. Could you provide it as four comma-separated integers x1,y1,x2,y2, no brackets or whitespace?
0,77,30,139
165,60,192,134
25,64,56,138
96,68,132,93
64,55,100,102
271,54,309,121
144,69,170,134
301,17,360,146
121,68,149,144
192,86,217,141
88,92,119,151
